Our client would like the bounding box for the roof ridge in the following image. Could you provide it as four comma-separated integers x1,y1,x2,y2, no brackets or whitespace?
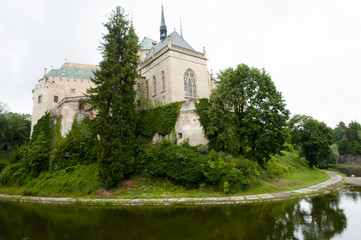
63,62,100,69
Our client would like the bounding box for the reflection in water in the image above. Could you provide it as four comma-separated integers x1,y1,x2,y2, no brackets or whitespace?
0,188,359,240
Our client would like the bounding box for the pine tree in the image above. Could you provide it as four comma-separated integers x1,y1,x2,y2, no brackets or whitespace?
87,6,139,187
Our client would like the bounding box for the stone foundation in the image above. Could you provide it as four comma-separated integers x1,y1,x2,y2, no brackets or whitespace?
338,155,361,165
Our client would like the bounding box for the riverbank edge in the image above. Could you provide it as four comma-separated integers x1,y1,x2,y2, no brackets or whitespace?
0,171,345,206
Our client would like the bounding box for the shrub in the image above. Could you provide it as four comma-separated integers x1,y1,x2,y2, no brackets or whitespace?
146,142,207,189
225,158,260,192
263,158,285,178
0,163,7,173
197,144,210,154
0,161,28,186
23,164,101,196
54,117,97,169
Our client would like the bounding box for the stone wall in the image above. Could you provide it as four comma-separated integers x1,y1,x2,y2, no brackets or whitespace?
151,100,208,146
50,96,93,137
338,155,361,165
56,98,208,145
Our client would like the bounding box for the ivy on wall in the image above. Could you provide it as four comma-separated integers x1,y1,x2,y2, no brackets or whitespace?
137,101,183,138
195,98,211,133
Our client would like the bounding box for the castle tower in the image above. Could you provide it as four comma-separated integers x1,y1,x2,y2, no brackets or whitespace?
137,6,216,106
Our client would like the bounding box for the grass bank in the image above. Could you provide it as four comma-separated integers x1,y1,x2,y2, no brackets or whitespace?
0,151,329,199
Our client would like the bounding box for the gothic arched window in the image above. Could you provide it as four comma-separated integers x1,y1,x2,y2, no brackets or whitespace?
161,71,165,91
183,69,196,97
137,82,141,91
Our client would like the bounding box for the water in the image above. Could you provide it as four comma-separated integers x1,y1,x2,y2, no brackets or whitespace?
333,165,361,177
0,186,360,240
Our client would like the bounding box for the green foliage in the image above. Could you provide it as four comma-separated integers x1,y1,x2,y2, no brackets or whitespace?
225,158,260,192
327,144,340,166
23,164,101,196
335,121,361,155
0,163,7,173
202,150,261,193
289,115,334,167
0,109,100,189
197,144,210,154
54,117,97,169
146,142,208,189
137,101,182,138
195,98,211,133
206,90,240,153
0,161,27,186
0,150,11,163
0,101,31,149
333,121,346,142
263,158,286,178
85,6,140,188
206,64,289,163
28,112,55,176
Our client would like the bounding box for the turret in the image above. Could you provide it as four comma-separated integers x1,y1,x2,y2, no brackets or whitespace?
160,5,167,41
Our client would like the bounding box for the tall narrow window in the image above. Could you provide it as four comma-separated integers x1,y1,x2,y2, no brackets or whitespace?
137,82,141,91
188,79,192,96
54,95,58,103
161,71,165,91
38,95,42,103
183,69,196,97
146,81,149,98
153,76,156,95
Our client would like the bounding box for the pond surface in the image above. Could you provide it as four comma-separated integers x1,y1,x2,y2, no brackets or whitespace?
0,186,360,240
333,165,361,177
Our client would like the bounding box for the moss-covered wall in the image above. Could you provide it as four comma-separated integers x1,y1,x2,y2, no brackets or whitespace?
136,102,183,138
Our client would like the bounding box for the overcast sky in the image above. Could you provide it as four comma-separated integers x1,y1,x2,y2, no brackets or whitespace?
1,0,360,128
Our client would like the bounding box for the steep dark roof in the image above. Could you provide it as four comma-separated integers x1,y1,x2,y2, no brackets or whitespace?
144,31,195,62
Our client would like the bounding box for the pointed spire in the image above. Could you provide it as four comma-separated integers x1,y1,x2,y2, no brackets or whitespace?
160,5,167,41
180,17,183,38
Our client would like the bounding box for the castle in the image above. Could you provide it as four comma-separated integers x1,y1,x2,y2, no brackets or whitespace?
31,7,215,145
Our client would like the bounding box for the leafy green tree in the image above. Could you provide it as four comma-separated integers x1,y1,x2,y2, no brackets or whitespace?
4,113,31,147
0,102,31,149
333,121,346,142
207,64,289,163
347,121,361,142
337,137,351,155
206,90,239,154
86,6,139,187
28,112,55,176
289,115,334,167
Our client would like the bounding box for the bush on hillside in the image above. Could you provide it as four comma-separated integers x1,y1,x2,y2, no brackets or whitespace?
146,141,208,189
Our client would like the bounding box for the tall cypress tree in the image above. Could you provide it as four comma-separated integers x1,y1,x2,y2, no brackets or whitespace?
87,6,139,187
